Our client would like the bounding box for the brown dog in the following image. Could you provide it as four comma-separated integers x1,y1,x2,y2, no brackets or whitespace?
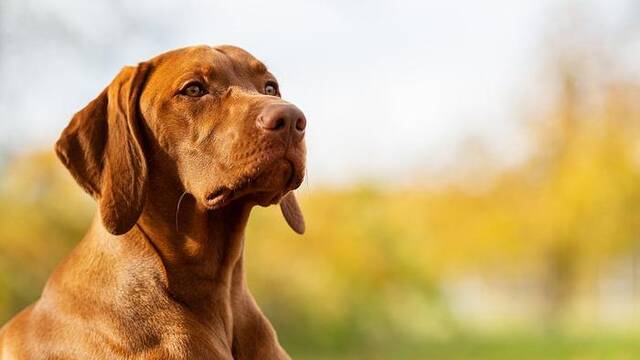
0,45,306,359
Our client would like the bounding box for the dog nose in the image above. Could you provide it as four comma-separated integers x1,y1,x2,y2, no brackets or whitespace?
257,103,306,142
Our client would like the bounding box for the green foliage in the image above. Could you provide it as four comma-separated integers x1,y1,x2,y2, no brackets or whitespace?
1,83,640,357
0,152,94,322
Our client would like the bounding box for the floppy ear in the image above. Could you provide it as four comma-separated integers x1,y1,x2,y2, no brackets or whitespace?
55,63,151,235
279,191,305,234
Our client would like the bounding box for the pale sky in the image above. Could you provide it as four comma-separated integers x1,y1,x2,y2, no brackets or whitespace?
0,0,637,184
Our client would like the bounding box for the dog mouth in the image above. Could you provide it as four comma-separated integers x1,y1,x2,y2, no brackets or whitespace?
205,187,234,208
203,157,303,210
204,176,261,209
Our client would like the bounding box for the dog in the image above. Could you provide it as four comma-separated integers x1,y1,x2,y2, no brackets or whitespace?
0,45,306,359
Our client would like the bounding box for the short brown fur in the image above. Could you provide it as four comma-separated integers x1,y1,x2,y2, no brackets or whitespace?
0,45,307,359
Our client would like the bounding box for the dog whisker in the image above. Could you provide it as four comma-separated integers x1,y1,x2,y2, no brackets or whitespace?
175,191,189,234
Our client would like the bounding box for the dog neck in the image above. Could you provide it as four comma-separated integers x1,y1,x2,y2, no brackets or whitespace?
133,170,253,315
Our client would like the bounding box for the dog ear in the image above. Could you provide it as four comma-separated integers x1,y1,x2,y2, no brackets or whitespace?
279,191,305,234
55,63,151,235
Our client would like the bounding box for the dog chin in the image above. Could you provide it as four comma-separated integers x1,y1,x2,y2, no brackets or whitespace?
203,159,303,210
246,159,301,204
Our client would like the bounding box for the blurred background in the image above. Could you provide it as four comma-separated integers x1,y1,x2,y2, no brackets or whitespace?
2,0,640,358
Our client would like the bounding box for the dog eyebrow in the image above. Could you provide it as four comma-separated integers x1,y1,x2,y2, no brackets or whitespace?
173,64,216,84
174,73,208,89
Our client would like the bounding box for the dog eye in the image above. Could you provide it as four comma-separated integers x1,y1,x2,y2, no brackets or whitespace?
264,82,278,96
181,82,207,97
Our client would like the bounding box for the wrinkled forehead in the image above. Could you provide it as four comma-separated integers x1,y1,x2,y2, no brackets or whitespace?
147,45,271,89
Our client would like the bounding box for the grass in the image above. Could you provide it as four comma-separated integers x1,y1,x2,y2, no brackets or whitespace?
287,333,640,360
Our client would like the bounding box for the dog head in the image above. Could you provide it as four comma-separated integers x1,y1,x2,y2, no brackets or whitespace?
55,45,306,235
